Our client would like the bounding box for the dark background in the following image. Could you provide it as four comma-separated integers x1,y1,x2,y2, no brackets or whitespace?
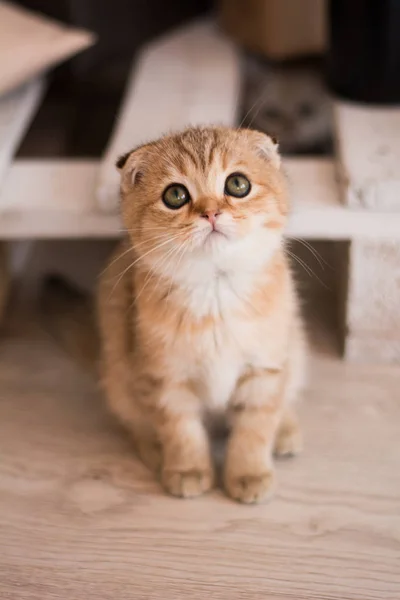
16,0,213,156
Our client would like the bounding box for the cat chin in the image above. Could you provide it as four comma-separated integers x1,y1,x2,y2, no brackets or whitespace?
201,229,229,252
199,226,282,263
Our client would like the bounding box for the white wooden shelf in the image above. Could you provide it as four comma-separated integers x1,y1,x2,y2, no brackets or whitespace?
0,78,45,195
334,100,400,211
285,158,400,239
1,157,400,240
0,160,119,239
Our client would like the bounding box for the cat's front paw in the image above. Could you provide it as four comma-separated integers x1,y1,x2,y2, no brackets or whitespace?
162,467,214,498
224,469,275,504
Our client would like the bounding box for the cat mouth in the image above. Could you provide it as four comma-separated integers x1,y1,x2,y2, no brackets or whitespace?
208,228,226,239
202,228,228,248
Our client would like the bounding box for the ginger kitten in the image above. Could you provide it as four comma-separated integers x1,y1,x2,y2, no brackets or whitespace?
97,126,306,503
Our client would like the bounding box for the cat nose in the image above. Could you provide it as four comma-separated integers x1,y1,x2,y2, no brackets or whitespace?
201,210,221,228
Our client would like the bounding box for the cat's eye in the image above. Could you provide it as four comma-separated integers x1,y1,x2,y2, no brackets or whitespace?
162,184,190,209
225,173,251,198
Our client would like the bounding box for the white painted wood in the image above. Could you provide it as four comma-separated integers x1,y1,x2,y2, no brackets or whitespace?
0,160,120,238
344,238,400,363
96,18,241,213
3,158,400,240
0,160,99,213
0,77,45,196
334,100,400,361
334,100,400,211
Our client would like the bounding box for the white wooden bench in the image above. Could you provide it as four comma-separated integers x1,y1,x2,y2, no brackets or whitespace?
1,19,399,362
0,78,45,195
0,77,45,316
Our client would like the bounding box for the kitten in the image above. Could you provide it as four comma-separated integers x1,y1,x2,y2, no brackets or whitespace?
242,57,332,154
97,126,306,504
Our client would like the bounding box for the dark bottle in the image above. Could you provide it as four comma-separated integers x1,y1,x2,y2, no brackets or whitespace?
327,0,400,104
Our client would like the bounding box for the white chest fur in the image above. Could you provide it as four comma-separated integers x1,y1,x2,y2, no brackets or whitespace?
166,275,284,410
160,230,285,409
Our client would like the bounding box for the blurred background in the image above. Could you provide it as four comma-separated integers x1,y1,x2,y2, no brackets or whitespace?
9,0,354,157
14,0,400,159
17,0,215,157
1,0,400,359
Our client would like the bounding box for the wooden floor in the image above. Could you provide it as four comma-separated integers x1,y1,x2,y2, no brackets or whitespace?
0,307,400,599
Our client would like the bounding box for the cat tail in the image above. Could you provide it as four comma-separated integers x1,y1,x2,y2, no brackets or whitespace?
39,275,99,375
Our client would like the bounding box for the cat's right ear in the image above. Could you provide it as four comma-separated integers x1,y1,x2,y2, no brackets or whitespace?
116,145,147,190
116,151,131,170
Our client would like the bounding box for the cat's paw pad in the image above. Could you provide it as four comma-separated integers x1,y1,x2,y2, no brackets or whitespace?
274,428,303,458
225,470,275,504
162,468,214,498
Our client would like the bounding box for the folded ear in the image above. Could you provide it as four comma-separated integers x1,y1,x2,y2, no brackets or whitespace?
116,144,148,190
250,130,281,169
116,151,131,170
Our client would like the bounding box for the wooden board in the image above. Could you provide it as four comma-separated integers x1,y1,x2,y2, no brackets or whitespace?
2,158,400,239
0,310,399,599
0,78,45,196
334,100,400,211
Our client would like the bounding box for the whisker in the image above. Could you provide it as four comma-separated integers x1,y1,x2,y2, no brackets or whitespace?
287,249,329,290
290,237,329,270
246,96,268,130
99,231,181,277
107,231,189,300
134,240,183,304
150,241,189,303
238,91,267,129
165,237,192,303
98,243,134,277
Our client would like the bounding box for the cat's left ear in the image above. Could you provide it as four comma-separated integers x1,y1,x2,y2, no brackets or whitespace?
251,131,281,170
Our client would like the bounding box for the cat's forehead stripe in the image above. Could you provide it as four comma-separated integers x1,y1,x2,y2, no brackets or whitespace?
170,128,227,175
174,137,199,171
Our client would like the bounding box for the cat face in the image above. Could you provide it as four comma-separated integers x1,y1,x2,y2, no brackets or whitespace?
118,127,288,277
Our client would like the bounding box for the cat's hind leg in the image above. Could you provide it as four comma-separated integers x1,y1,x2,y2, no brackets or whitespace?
274,319,306,458
134,424,162,473
102,366,162,473
274,407,303,457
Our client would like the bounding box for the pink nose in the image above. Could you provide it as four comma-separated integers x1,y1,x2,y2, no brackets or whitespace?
201,210,221,228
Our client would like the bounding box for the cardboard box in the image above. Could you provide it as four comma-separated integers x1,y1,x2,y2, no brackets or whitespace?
219,0,327,60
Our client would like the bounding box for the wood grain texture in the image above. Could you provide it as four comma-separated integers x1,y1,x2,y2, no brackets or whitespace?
0,311,399,599
334,100,400,210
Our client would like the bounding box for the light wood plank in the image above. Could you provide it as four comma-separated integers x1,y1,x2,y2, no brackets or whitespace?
0,78,45,195
0,310,399,599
